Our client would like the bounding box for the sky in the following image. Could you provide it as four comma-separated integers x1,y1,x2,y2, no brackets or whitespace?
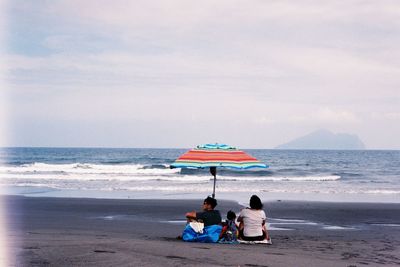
1,0,400,149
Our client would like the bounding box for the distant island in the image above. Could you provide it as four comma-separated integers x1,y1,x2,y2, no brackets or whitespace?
275,129,365,150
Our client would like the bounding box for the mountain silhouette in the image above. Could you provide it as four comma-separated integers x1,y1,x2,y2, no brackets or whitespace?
275,129,365,150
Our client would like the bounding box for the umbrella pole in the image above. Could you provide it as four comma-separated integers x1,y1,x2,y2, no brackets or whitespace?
212,175,216,198
210,167,217,198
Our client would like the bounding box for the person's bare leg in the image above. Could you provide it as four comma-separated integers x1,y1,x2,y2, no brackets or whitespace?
263,225,270,240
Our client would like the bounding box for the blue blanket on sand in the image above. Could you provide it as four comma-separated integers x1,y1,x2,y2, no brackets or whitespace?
182,224,222,243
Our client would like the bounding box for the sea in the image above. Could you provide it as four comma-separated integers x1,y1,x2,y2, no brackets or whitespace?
0,147,399,203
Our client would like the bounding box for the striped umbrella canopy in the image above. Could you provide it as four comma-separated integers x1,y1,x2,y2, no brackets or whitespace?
170,143,268,198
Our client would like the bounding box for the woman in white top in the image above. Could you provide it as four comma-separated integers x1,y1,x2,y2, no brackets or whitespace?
237,195,270,241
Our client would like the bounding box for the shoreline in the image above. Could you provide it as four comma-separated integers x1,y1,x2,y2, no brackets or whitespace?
4,195,400,266
3,185,400,204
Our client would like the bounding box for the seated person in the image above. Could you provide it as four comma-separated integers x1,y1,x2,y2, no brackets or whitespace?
237,195,270,241
181,196,222,242
185,196,222,226
219,210,239,242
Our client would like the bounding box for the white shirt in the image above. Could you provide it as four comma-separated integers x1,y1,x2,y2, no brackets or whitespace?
239,208,266,237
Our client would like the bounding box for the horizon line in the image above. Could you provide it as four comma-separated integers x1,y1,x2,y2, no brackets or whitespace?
0,146,399,151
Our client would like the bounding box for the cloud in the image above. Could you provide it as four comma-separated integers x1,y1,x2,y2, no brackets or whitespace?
0,1,8,147
3,0,400,149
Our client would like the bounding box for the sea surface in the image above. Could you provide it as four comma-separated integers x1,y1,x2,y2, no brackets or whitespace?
0,147,399,203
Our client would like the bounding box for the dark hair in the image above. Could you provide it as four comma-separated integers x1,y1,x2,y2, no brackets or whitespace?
204,196,217,209
249,195,263,210
227,210,236,220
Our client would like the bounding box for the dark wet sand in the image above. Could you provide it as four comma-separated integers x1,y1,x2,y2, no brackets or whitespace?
3,196,400,266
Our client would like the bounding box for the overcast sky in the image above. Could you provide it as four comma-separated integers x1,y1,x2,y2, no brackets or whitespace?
1,1,400,149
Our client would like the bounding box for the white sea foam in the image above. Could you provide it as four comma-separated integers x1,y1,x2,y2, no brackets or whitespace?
270,218,307,223
1,162,399,200
365,190,400,194
102,216,115,220
269,218,319,226
271,222,319,226
2,178,399,198
268,226,294,231
0,173,211,182
0,163,180,175
323,225,356,230
370,223,400,227
270,220,357,231
0,163,341,181
214,175,341,181
0,173,341,183
0,162,341,183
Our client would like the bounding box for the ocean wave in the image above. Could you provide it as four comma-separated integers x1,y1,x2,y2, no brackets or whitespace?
364,189,400,194
0,162,342,182
179,168,273,176
0,171,341,182
0,173,208,182
333,172,362,177
3,181,399,197
0,162,179,176
216,175,341,181
140,164,169,169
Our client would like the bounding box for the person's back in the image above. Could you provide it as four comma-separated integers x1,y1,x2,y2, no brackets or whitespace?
239,208,266,237
238,195,269,241
196,209,221,227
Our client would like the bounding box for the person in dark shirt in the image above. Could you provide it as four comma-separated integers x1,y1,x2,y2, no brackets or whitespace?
185,196,222,226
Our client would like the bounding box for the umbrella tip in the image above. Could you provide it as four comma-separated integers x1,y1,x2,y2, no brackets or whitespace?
198,143,236,150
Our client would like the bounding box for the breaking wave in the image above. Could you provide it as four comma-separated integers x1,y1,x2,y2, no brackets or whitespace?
0,162,340,182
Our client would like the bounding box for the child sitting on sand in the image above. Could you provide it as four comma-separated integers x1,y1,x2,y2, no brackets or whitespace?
219,210,239,243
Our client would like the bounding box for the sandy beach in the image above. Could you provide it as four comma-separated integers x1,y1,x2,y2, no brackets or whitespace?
3,195,400,266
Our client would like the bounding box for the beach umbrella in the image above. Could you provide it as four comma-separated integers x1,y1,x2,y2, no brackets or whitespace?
170,143,268,198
